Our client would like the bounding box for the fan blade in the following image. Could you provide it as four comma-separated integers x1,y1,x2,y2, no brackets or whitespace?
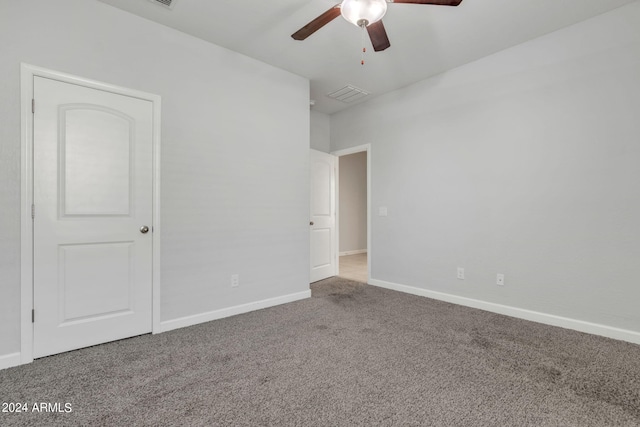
291,5,342,40
390,0,463,5
367,20,391,52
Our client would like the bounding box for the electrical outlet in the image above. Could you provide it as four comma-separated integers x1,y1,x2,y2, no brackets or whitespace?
231,274,239,288
457,267,465,280
497,273,505,286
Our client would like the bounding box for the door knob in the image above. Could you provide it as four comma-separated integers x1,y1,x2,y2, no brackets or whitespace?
140,225,149,234
310,221,314,226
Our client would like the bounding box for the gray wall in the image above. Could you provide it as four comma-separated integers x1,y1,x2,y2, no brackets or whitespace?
339,152,367,254
310,110,331,153
331,2,640,333
0,0,309,358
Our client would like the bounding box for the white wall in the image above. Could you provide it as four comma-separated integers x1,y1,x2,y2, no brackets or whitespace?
331,2,640,337
0,0,309,360
339,152,367,254
310,110,331,153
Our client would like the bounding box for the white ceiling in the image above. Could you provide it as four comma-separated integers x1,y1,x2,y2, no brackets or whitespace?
98,0,635,114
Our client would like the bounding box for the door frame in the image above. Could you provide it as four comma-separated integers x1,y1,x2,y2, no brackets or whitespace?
332,144,371,282
20,64,162,365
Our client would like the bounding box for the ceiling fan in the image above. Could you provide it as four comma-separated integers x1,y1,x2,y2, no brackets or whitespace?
292,0,463,52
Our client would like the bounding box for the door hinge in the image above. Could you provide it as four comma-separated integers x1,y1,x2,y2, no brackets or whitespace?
31,204,35,219
32,309,35,323
32,99,35,114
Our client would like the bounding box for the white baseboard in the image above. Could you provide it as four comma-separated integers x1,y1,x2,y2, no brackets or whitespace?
339,249,367,256
0,352,22,371
158,290,312,333
369,279,640,346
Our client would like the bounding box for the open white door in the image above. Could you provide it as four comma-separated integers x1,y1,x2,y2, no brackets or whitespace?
310,149,336,283
32,76,154,358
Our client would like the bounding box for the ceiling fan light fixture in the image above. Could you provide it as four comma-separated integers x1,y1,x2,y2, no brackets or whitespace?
340,0,388,27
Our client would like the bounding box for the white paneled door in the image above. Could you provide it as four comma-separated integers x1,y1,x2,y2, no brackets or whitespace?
310,149,336,283
32,76,154,358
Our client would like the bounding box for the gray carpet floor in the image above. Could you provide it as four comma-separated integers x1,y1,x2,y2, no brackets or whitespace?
1,277,640,426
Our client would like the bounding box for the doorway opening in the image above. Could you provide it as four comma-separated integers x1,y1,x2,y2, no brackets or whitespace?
334,145,371,284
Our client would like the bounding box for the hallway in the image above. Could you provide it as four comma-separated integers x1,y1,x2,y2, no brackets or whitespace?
338,253,367,283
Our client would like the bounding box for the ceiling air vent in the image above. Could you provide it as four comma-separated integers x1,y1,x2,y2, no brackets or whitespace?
148,0,175,9
327,85,370,103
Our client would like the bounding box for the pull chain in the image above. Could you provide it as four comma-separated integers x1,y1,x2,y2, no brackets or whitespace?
361,23,367,65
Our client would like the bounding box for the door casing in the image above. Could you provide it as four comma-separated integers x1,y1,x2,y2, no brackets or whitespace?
20,64,162,365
